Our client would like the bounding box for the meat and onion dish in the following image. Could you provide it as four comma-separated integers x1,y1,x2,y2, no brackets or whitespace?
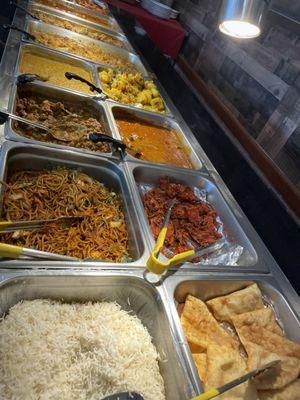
14,90,111,153
32,32,137,73
34,10,125,49
75,0,109,14
142,178,221,261
35,0,114,27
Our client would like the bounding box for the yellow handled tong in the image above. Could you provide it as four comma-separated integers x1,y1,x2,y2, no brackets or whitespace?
147,198,225,274
0,216,83,261
0,243,78,261
192,360,280,400
0,216,83,232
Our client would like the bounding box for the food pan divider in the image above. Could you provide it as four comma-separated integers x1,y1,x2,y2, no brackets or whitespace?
160,273,300,396
0,269,198,400
15,42,100,96
104,103,203,170
96,67,173,116
5,81,120,159
123,159,273,272
29,4,135,52
24,20,147,76
0,141,152,268
29,0,120,31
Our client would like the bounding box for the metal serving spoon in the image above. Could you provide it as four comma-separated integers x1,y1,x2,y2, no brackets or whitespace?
101,392,144,400
0,110,88,142
0,110,48,131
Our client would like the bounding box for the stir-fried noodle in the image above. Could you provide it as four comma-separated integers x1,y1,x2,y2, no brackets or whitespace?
0,168,132,262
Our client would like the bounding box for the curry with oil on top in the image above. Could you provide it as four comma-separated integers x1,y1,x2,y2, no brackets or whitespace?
19,51,93,94
115,114,194,169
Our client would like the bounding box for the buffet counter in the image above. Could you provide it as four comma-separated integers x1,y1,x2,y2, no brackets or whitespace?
0,1,299,399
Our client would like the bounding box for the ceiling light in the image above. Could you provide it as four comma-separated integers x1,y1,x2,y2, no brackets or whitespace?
219,0,271,39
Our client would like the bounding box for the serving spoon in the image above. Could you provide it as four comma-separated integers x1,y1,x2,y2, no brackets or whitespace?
0,110,89,142
102,392,143,400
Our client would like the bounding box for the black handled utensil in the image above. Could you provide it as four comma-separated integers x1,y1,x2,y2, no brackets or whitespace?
10,1,40,20
65,72,105,96
16,73,48,85
2,24,36,41
101,392,144,400
89,133,142,158
89,132,127,155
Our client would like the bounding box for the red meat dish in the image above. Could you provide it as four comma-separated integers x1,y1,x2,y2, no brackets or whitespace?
142,178,222,262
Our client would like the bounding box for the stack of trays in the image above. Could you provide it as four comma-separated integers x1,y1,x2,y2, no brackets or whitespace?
141,0,178,20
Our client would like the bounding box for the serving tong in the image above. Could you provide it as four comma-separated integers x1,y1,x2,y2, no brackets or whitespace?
102,360,281,400
0,216,83,261
147,198,225,274
0,216,83,233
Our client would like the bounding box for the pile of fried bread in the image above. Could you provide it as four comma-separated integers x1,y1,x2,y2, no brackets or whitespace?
179,284,300,400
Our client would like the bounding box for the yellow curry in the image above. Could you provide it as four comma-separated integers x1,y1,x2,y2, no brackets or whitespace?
19,52,93,94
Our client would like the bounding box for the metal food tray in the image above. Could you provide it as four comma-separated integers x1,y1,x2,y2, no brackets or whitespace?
0,141,150,268
0,270,196,400
97,67,172,116
30,0,120,32
5,81,117,158
73,0,113,18
0,3,288,274
162,274,300,394
25,20,147,75
125,161,261,270
16,43,99,96
106,103,203,170
29,3,134,52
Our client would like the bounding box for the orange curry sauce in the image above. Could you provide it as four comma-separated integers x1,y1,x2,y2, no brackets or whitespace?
116,116,194,169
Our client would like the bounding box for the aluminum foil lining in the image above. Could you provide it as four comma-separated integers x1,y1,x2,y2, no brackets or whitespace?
139,184,244,266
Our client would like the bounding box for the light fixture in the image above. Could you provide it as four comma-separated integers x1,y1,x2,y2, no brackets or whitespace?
219,0,271,39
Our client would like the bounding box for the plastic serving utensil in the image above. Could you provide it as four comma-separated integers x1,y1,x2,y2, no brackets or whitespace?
0,243,78,261
89,132,142,158
65,72,105,96
101,392,144,400
146,198,225,274
16,73,48,85
0,216,83,233
192,360,281,400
